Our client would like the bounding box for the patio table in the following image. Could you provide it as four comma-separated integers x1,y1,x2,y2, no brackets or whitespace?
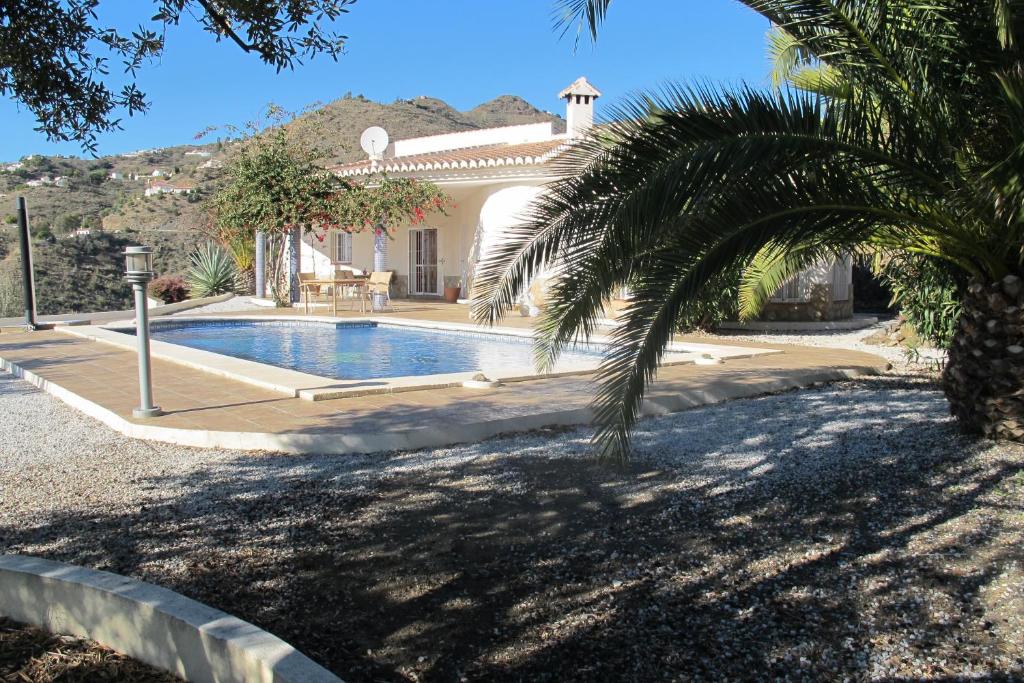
301,277,368,316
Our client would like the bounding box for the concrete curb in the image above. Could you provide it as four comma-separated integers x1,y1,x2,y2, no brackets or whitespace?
0,352,885,455
717,316,880,332
0,555,342,683
150,293,236,317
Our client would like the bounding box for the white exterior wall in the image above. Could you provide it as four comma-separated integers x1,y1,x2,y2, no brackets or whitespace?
299,233,337,278
770,256,853,302
300,185,489,296
299,183,855,317
394,123,555,157
565,96,594,138
299,181,550,299
472,184,546,294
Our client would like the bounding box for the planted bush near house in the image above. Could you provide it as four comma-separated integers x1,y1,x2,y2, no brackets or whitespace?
186,242,236,297
0,265,21,318
148,274,189,304
674,266,742,332
880,254,965,350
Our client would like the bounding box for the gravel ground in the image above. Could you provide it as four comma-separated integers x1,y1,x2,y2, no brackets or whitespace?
2,361,1023,680
701,318,947,370
171,295,258,315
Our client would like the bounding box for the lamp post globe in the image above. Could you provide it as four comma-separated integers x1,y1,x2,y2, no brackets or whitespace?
124,246,162,418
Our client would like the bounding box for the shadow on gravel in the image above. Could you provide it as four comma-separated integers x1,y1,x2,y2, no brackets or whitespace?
2,377,1023,681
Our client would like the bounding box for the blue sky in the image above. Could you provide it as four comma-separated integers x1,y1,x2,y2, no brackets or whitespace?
0,1,771,161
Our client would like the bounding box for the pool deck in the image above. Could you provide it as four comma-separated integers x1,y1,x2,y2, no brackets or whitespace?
0,302,890,454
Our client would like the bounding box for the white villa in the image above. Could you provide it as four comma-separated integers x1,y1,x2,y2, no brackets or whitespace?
299,77,854,321
145,178,195,197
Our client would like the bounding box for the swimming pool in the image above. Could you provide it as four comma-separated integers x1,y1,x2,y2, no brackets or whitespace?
145,320,603,381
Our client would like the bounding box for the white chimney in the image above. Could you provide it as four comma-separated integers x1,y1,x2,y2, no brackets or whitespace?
559,77,602,139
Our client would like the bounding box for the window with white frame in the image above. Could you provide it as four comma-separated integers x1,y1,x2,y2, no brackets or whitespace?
333,231,353,264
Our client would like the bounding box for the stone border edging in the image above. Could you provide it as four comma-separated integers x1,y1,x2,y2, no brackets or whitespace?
717,316,879,332
0,351,883,455
150,293,236,317
0,555,342,683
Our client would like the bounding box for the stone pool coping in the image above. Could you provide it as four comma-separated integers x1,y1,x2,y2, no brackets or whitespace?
61,315,779,401
0,554,342,683
0,343,884,455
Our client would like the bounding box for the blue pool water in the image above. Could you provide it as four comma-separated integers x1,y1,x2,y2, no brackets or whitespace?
146,321,604,380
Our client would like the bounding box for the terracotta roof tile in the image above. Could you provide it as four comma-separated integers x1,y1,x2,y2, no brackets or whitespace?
331,138,570,177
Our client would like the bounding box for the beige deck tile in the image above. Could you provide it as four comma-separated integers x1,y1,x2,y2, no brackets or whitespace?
0,305,887,443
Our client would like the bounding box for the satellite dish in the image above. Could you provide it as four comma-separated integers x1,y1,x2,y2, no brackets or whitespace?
360,126,389,160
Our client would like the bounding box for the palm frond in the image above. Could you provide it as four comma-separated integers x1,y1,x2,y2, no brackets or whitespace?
767,25,813,88
787,64,852,99
476,0,1024,461
737,243,835,320
552,0,612,46
995,0,1015,48
476,81,973,461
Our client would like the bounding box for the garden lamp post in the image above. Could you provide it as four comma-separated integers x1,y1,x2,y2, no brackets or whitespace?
15,197,37,329
124,246,162,418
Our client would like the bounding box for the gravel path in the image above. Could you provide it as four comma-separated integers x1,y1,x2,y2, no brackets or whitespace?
2,365,1023,680
171,294,258,315
704,318,947,369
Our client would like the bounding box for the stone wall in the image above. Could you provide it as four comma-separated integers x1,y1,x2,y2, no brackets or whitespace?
762,284,855,321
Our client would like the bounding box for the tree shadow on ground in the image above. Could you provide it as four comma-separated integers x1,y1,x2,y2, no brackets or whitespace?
2,376,1023,681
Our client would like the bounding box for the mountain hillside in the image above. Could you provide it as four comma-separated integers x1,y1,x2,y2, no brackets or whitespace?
287,93,564,164
0,92,563,314
466,95,567,131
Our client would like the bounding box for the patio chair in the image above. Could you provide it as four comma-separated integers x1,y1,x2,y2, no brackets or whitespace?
333,267,361,310
298,272,323,313
365,271,395,312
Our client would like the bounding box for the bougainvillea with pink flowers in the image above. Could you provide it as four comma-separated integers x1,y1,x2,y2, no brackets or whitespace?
323,176,452,240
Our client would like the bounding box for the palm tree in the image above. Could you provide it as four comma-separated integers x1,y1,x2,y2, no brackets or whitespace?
474,0,1024,462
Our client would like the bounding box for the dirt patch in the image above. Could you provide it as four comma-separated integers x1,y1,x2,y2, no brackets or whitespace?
0,617,180,682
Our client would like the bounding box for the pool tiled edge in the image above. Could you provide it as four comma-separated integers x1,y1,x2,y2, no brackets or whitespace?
59,315,780,401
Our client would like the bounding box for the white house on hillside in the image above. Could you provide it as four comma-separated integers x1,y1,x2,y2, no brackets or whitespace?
298,77,853,321
145,178,195,197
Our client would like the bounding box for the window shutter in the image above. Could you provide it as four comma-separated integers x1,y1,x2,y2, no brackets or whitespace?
334,231,352,264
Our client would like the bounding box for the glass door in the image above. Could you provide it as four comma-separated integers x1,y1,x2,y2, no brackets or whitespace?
409,228,439,295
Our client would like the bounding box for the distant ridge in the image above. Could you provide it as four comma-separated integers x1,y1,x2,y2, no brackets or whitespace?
288,93,565,164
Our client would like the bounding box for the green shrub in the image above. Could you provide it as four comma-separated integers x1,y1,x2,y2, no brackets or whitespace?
879,254,966,349
0,266,21,318
673,265,742,332
186,242,236,297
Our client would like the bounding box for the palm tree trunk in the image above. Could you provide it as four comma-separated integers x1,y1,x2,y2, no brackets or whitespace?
943,275,1024,440
235,267,256,295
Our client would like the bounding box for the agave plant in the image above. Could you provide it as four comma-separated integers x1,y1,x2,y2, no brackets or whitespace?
224,231,257,294
476,0,1024,461
187,242,237,298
